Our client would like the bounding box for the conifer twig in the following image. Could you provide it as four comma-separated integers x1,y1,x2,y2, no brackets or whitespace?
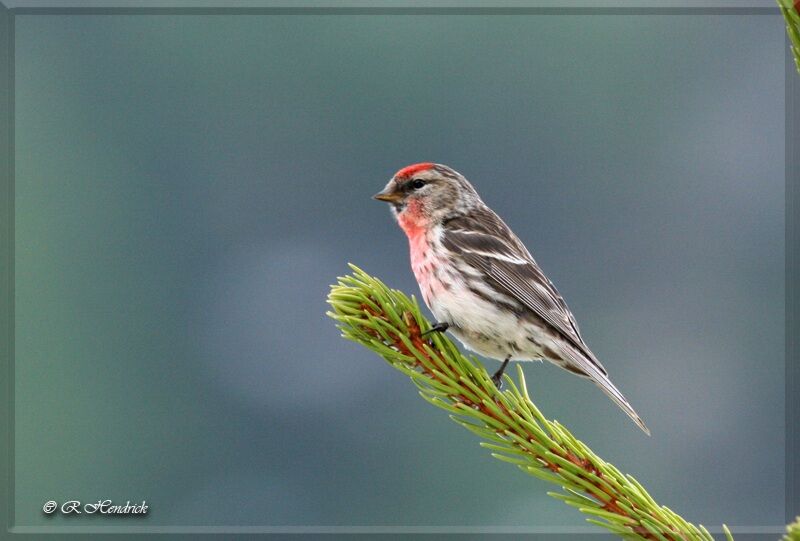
327,265,737,540
785,517,800,541
779,0,800,74
779,2,800,536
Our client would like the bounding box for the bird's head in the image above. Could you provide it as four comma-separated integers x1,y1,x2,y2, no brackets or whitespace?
373,163,479,229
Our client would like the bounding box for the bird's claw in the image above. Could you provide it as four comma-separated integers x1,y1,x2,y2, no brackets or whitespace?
491,373,504,390
491,356,511,390
421,321,449,337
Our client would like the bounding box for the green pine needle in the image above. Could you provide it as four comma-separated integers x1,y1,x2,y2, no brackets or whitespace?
785,517,800,541
779,0,800,74
328,265,741,540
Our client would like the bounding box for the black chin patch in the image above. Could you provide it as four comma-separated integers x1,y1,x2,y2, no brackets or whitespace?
392,201,406,212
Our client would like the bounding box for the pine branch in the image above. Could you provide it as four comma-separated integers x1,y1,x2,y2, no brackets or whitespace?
326,265,735,540
780,2,800,536
785,517,800,541
779,0,800,74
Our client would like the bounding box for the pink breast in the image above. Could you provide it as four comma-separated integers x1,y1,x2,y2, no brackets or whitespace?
406,229,445,306
397,201,444,306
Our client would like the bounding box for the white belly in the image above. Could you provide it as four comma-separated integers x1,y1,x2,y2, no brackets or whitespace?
425,267,550,362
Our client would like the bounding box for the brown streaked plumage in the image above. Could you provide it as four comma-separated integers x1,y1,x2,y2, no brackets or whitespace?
374,162,649,435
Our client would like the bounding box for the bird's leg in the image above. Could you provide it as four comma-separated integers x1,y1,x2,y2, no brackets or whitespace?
421,321,449,337
491,356,511,389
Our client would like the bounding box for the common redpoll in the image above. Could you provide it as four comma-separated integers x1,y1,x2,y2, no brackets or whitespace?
374,163,649,435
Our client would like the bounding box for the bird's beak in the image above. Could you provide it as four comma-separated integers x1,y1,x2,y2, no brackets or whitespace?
372,188,403,203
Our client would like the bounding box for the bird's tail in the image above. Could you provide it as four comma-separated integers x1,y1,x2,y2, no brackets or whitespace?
591,372,650,436
565,353,650,435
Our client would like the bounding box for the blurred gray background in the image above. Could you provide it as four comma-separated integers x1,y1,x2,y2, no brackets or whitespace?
13,12,785,529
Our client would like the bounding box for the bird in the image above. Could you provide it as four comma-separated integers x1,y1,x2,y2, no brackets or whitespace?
373,162,649,435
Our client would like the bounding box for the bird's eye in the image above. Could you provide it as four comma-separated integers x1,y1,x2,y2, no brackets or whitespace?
411,179,426,190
